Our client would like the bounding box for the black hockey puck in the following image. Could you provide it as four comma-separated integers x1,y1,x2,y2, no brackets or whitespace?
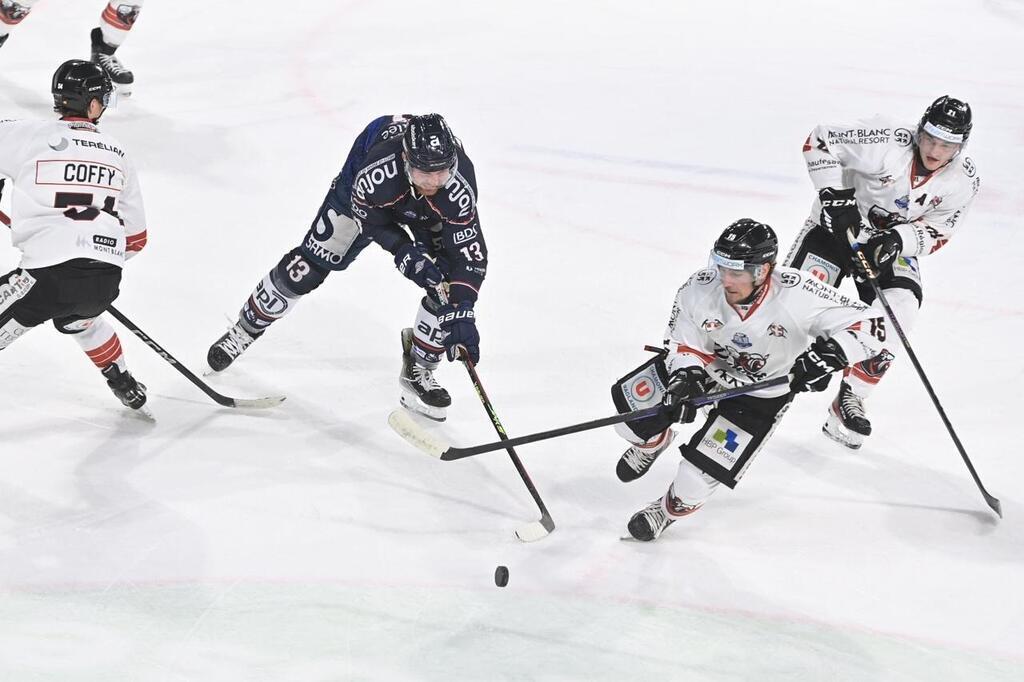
494,565,509,587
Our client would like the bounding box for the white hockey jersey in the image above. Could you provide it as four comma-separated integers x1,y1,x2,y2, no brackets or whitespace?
802,117,979,257
665,266,886,398
0,117,147,269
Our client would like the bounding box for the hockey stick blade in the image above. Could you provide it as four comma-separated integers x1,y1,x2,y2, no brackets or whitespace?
106,306,286,410
388,410,450,457
515,514,555,542
228,395,287,409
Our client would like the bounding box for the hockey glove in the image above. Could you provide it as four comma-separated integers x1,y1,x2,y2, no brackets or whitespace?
438,301,480,364
819,187,862,244
661,366,711,424
790,336,848,393
854,229,903,277
394,243,444,290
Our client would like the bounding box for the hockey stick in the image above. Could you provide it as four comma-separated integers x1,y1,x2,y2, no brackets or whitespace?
461,356,555,542
434,287,554,541
1,212,283,408
388,374,790,461
107,306,286,409
850,241,1001,518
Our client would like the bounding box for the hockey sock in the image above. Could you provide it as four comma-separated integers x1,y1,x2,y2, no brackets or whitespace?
71,317,127,373
98,1,144,48
411,296,444,368
667,460,719,516
845,287,920,398
0,1,38,39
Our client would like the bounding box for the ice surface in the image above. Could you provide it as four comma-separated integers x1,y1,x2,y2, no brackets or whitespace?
1,0,1022,679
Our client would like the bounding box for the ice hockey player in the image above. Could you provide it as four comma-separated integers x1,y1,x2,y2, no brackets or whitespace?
784,96,980,449
206,114,486,422
0,60,149,413
612,219,886,541
0,2,143,95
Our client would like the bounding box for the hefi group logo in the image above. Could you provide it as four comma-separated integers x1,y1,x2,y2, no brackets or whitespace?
713,428,740,453
698,415,751,468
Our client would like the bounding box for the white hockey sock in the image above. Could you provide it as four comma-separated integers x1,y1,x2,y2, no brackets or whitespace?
240,272,302,334
411,298,444,368
665,459,719,517
99,1,145,47
845,288,920,399
614,422,670,448
71,316,127,372
0,0,39,36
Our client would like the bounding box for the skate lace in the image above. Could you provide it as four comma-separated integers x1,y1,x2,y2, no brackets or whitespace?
219,325,255,358
839,387,866,419
640,503,670,532
623,445,660,472
412,364,442,390
96,53,128,76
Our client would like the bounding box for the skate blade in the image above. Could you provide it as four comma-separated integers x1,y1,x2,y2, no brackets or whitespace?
822,412,863,450
399,391,447,422
130,404,155,422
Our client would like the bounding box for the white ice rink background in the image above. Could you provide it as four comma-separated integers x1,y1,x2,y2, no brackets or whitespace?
1,0,1022,679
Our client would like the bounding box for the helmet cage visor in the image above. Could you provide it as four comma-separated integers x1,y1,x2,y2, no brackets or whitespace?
921,120,965,145
710,249,770,285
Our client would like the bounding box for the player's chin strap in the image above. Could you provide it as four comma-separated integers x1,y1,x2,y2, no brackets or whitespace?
433,284,556,541
848,228,1001,518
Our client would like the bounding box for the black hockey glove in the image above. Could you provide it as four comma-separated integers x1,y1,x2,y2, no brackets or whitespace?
438,301,480,364
661,366,711,424
394,243,443,290
790,336,848,393
819,187,862,244
854,229,903,277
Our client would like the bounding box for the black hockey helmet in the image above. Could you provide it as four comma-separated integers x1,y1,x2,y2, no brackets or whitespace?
51,59,113,117
712,219,778,267
918,95,972,146
711,219,778,288
402,114,458,172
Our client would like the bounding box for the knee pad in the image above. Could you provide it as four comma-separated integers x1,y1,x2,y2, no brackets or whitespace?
273,248,329,296
53,316,96,334
411,296,445,367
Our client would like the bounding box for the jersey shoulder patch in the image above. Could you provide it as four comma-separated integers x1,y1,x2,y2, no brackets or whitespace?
961,156,977,178
693,268,718,286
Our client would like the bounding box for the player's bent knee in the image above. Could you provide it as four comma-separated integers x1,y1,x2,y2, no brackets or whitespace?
273,248,329,296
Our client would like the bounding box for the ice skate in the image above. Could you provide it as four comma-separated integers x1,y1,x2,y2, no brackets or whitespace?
101,363,151,417
207,321,261,373
399,327,450,422
822,380,871,450
626,498,675,542
91,27,133,96
616,430,676,482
